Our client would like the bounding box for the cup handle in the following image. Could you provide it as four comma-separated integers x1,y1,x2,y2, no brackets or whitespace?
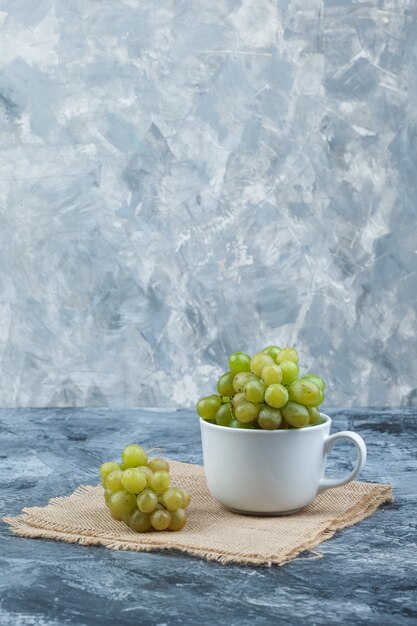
318,431,367,494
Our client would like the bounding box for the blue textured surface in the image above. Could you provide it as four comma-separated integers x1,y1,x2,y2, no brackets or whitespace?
1,408,416,625
0,1,416,407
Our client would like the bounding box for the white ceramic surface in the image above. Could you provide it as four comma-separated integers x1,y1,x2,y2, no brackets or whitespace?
200,413,367,515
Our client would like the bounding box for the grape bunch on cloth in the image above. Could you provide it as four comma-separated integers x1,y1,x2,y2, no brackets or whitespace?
101,445,191,533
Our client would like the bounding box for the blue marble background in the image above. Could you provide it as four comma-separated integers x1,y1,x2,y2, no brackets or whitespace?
0,0,416,408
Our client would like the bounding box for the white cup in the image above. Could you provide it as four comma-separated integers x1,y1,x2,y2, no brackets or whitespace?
200,413,367,515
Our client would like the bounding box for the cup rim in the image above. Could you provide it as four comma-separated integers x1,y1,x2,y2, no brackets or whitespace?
199,412,331,433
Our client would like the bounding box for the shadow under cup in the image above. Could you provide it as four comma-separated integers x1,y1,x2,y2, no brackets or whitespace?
200,413,367,516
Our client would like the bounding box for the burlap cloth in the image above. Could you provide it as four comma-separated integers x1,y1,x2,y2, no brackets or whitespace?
4,460,392,566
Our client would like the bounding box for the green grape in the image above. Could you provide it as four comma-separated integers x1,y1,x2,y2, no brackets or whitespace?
303,374,325,392
244,380,266,403
261,364,282,386
215,402,234,427
257,406,282,430
261,345,281,359
148,457,169,473
232,372,258,393
121,468,148,494
230,418,254,429
217,371,236,396
250,352,274,376
150,470,170,493
105,469,124,493
169,508,187,531
231,392,246,408
150,508,172,531
307,387,325,407
228,351,251,373
288,379,322,406
128,509,151,533
222,396,231,403
196,395,222,420
276,347,299,365
137,488,159,513
162,487,185,511
308,406,321,424
281,401,310,427
108,490,137,519
264,384,289,408
137,466,153,486
122,444,148,468
100,461,121,486
178,488,191,508
279,360,299,385
103,488,112,504
235,401,260,423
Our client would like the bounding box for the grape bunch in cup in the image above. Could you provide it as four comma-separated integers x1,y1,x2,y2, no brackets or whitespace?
100,444,191,532
196,346,325,429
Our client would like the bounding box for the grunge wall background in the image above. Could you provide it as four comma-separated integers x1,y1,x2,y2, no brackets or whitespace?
0,0,416,407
